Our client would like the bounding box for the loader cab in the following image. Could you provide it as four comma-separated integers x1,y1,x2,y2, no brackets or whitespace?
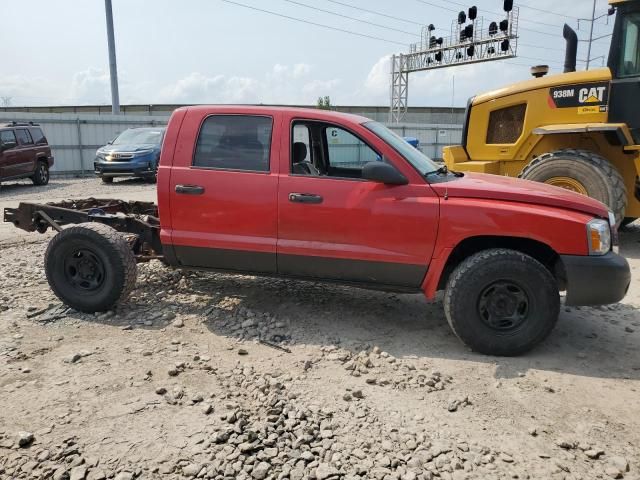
608,0,640,142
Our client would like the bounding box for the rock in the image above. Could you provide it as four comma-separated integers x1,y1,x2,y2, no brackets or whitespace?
528,427,538,437
172,318,183,328
556,438,577,450
114,473,134,480
608,456,629,472
86,470,106,480
202,403,213,415
69,466,87,480
605,466,623,479
499,453,514,463
352,390,364,399
585,448,604,459
238,349,248,356
320,429,334,439
183,464,202,477
167,368,179,377
155,386,167,395
343,393,352,401
316,463,339,480
241,319,256,328
252,461,270,479
17,431,34,447
53,467,70,480
64,353,82,364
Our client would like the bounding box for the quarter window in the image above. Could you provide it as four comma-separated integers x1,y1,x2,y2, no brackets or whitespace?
15,128,34,145
193,115,272,172
30,128,46,144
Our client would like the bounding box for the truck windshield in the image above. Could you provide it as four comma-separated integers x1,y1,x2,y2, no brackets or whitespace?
363,121,438,176
113,128,164,146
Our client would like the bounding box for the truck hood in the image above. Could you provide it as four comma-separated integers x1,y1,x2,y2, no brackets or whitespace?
430,173,608,218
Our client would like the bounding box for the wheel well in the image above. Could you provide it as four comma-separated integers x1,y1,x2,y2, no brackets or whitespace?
437,236,565,290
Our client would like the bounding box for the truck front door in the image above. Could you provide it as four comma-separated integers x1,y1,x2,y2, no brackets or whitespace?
277,117,439,289
166,109,281,273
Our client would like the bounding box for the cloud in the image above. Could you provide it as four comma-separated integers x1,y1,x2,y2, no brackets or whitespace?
159,63,338,105
69,68,111,104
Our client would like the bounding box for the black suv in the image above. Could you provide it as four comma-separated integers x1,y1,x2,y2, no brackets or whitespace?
0,122,53,185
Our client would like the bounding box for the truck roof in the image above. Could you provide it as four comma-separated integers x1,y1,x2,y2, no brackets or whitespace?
178,105,373,125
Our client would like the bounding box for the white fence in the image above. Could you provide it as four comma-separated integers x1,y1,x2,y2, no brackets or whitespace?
0,112,461,174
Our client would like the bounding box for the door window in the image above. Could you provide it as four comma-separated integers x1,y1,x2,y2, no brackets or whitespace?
15,129,34,146
193,115,272,172
290,121,381,179
324,126,380,171
0,130,17,148
620,12,640,77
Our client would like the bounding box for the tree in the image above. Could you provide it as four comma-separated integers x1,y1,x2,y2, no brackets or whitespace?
316,96,331,110
0,96,12,107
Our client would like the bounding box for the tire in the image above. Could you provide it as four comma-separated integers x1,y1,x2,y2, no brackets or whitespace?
519,149,627,224
444,248,560,356
45,222,137,312
621,217,637,228
31,160,50,186
101,176,114,184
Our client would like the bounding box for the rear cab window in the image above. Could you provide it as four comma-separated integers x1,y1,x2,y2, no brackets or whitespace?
193,115,273,172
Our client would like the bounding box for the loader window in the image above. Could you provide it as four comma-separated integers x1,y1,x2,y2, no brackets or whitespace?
619,12,640,77
486,104,527,144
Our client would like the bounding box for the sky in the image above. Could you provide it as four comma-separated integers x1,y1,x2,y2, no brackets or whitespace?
0,0,614,108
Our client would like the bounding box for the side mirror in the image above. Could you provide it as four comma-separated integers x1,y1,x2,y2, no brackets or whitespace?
362,161,408,185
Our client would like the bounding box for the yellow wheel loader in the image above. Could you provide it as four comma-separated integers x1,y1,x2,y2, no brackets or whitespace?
444,0,640,225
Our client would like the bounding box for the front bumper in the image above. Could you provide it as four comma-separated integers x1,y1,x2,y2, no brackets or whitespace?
561,252,631,306
94,158,155,178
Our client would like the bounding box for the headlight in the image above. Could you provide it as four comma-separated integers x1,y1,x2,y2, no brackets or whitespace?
96,150,106,159
586,218,611,255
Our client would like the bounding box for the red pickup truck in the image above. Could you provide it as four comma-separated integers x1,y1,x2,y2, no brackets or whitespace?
4,106,631,356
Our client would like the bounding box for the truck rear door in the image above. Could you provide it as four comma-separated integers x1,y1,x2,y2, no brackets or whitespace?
14,128,36,176
164,108,281,273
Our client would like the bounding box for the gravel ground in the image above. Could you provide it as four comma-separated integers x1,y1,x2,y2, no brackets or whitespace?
1,177,639,480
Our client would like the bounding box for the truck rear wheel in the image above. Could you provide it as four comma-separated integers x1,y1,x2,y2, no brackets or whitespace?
45,222,137,312
444,248,560,356
519,149,627,224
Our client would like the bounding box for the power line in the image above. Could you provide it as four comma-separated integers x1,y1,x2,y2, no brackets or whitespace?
519,42,566,53
324,0,422,26
439,0,566,29
282,0,419,37
219,0,407,46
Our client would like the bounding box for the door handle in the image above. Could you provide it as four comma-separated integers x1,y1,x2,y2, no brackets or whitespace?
289,193,323,204
175,184,205,195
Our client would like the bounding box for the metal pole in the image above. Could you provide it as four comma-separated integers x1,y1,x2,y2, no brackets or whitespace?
586,0,597,70
76,118,85,176
104,0,120,114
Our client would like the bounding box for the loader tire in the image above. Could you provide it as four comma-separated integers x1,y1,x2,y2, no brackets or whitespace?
45,222,137,313
444,248,560,356
519,149,627,224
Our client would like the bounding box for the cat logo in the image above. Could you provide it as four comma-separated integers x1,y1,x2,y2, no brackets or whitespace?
578,86,607,104
549,81,609,109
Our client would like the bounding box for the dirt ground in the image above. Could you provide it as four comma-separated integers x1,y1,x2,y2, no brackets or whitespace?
0,177,639,480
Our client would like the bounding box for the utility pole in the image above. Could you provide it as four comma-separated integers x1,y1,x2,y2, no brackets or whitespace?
586,0,596,70
104,0,120,114
578,0,615,70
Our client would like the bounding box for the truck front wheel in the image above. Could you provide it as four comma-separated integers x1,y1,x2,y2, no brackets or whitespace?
444,248,559,356
519,149,627,224
45,222,137,312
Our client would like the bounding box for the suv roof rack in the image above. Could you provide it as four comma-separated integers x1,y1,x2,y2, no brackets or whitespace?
0,121,40,127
